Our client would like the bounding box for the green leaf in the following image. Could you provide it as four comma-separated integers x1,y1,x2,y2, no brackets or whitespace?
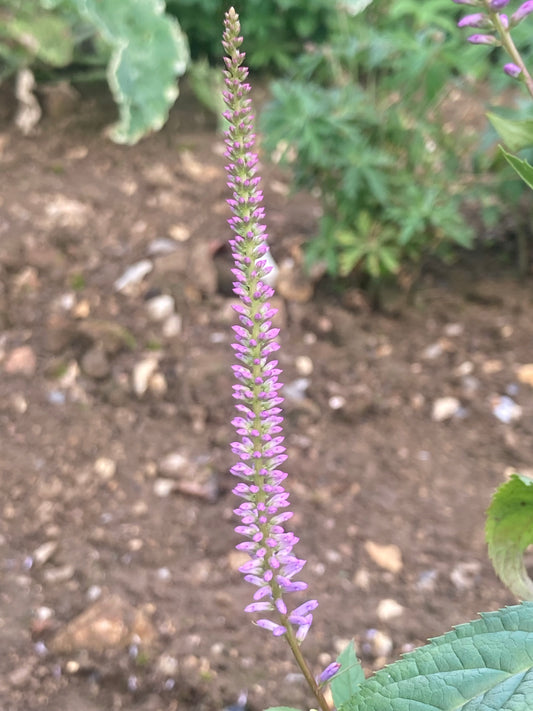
0,6,74,67
331,640,364,708
487,113,533,153
340,0,376,15
74,0,189,144
341,603,533,711
499,147,533,191
264,707,301,711
486,473,533,600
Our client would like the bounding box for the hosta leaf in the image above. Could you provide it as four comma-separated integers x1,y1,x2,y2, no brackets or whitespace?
340,603,533,711
486,473,533,600
75,0,188,144
331,639,364,708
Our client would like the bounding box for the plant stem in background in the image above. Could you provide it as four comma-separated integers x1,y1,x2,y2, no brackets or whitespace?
222,7,331,711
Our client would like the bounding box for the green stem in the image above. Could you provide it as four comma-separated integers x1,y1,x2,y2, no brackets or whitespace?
489,7,533,100
283,624,333,711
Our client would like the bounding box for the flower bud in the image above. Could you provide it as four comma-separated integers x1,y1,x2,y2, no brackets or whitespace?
511,0,533,26
457,13,492,27
317,662,342,685
503,62,522,78
467,33,500,44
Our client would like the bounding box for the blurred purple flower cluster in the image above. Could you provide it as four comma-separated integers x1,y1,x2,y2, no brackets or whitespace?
454,0,533,78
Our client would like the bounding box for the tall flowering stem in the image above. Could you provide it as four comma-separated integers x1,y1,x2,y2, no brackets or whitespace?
222,8,331,711
455,0,533,97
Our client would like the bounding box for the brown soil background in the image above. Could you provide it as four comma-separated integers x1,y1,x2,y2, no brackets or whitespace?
1,84,532,711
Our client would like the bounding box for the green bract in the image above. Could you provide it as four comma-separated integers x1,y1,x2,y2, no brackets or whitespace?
341,603,533,711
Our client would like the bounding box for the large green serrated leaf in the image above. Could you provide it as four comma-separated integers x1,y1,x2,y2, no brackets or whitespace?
499,147,533,191
331,639,365,708
487,113,533,153
341,603,533,711
486,473,533,600
75,0,188,144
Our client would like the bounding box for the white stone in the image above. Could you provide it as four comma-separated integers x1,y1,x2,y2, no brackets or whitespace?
432,396,461,422
132,357,159,396
377,598,405,622
153,478,176,497
145,294,175,322
295,355,314,376
94,457,116,480
162,313,182,338
159,452,188,476
33,541,58,567
114,260,153,292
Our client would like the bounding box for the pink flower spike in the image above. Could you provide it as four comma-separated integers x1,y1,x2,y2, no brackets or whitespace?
223,6,316,643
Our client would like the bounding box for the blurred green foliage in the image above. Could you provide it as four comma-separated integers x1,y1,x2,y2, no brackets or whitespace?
166,0,332,71
260,0,483,290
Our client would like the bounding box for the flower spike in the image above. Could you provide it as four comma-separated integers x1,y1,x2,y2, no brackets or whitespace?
222,6,317,645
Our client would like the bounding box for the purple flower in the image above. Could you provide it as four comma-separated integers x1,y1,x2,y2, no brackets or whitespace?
467,33,500,44
511,0,533,25
489,0,510,8
504,62,523,77
317,662,342,685
222,7,317,644
457,12,492,27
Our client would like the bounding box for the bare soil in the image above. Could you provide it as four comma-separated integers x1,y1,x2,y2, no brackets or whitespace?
1,84,533,711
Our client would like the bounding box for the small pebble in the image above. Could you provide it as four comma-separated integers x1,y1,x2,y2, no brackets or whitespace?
159,452,188,477
87,585,102,601
362,629,393,659
147,238,177,256
295,355,313,376
376,598,404,622
284,378,310,402
48,389,66,405
153,478,176,497
422,342,444,360
33,541,58,566
162,313,182,338
145,294,175,322
328,395,346,410
492,395,522,424
444,323,463,337
114,260,153,292
132,357,159,396
5,346,37,376
450,561,481,591
94,457,116,481
432,396,461,422
43,564,75,584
